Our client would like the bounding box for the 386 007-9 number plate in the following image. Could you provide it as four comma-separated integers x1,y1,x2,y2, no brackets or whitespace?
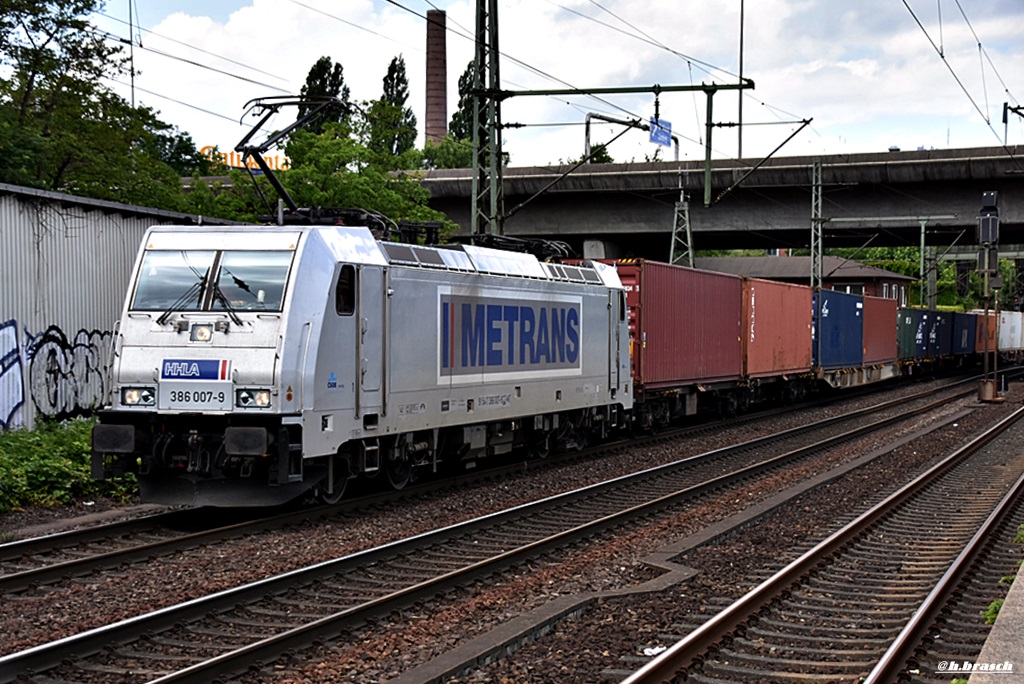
158,381,232,411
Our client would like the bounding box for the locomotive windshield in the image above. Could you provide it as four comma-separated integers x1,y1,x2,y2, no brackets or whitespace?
132,249,294,313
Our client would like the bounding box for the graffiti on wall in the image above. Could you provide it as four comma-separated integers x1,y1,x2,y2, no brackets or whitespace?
0,319,24,428
27,326,112,422
0,321,112,428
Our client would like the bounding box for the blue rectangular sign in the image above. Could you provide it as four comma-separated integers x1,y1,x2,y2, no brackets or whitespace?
161,359,230,380
650,118,671,146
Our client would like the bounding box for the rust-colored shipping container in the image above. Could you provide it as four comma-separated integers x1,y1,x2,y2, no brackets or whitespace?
972,310,999,354
742,277,813,377
862,296,898,364
612,260,743,390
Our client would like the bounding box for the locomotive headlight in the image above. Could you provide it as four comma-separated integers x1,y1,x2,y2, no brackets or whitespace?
236,389,271,408
121,386,156,406
190,323,214,342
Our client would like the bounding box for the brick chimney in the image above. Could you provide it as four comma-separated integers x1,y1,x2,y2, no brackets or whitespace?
425,10,447,143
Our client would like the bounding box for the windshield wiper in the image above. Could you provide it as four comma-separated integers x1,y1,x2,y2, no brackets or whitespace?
156,273,207,326
212,287,243,325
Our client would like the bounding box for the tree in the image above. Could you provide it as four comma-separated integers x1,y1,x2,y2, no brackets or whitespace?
422,135,474,169
297,56,351,133
283,123,449,226
366,55,417,160
448,61,474,141
0,0,207,211
151,126,214,177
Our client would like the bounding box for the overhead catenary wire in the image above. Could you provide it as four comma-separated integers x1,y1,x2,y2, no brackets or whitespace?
379,0,654,121
102,76,251,125
900,0,1023,169
96,11,288,82
88,27,289,93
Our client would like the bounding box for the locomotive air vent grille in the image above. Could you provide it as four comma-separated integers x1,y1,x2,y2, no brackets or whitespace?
413,247,446,267
541,262,600,284
561,265,584,282
382,243,417,264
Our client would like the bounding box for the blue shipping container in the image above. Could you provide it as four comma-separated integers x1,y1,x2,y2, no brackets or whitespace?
813,290,864,369
952,312,976,355
928,311,953,357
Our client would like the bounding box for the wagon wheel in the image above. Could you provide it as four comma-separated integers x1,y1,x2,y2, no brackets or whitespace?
318,455,349,505
387,454,412,490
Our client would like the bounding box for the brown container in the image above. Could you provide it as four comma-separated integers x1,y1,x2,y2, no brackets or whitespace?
613,259,743,390
862,295,898,364
742,277,813,377
972,310,999,353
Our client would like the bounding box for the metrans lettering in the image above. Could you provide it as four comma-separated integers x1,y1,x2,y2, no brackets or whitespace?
440,294,581,376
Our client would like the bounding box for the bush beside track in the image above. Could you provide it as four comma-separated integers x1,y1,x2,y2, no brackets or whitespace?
0,418,137,514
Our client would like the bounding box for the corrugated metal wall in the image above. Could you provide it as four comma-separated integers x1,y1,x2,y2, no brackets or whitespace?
0,187,224,430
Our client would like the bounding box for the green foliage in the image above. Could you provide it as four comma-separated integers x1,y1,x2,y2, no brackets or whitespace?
297,55,351,134
366,55,417,159
561,144,615,166
0,418,137,514
695,249,776,258
983,598,1004,625
0,0,205,212
587,144,615,164
1014,523,1024,543
448,61,475,142
422,135,474,170
826,246,1024,310
283,124,447,225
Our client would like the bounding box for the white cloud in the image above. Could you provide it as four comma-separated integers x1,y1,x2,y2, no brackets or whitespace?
91,0,1024,166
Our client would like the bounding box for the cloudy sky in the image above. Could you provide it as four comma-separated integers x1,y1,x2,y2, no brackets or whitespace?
90,0,1024,167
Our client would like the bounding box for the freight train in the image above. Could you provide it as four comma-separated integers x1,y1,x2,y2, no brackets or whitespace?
91,223,1017,507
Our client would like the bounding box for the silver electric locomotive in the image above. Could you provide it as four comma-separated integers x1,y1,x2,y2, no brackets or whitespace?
92,224,632,506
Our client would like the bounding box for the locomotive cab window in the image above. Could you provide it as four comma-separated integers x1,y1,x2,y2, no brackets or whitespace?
131,249,294,313
336,265,356,315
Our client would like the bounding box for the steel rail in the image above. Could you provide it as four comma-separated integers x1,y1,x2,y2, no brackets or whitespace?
142,391,977,684
0,387,971,682
0,379,969,596
863,462,1024,683
620,404,1024,684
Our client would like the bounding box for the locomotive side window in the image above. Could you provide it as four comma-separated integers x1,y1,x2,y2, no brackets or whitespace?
336,265,356,315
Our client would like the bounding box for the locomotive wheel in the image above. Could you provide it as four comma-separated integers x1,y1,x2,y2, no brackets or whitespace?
387,456,412,490
530,432,552,459
318,455,350,505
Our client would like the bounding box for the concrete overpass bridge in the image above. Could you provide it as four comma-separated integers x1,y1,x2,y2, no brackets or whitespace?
421,146,1024,259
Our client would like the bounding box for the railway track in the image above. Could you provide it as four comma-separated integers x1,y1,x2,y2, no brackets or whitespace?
621,404,1024,684
0,382,979,683
0,379,971,596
